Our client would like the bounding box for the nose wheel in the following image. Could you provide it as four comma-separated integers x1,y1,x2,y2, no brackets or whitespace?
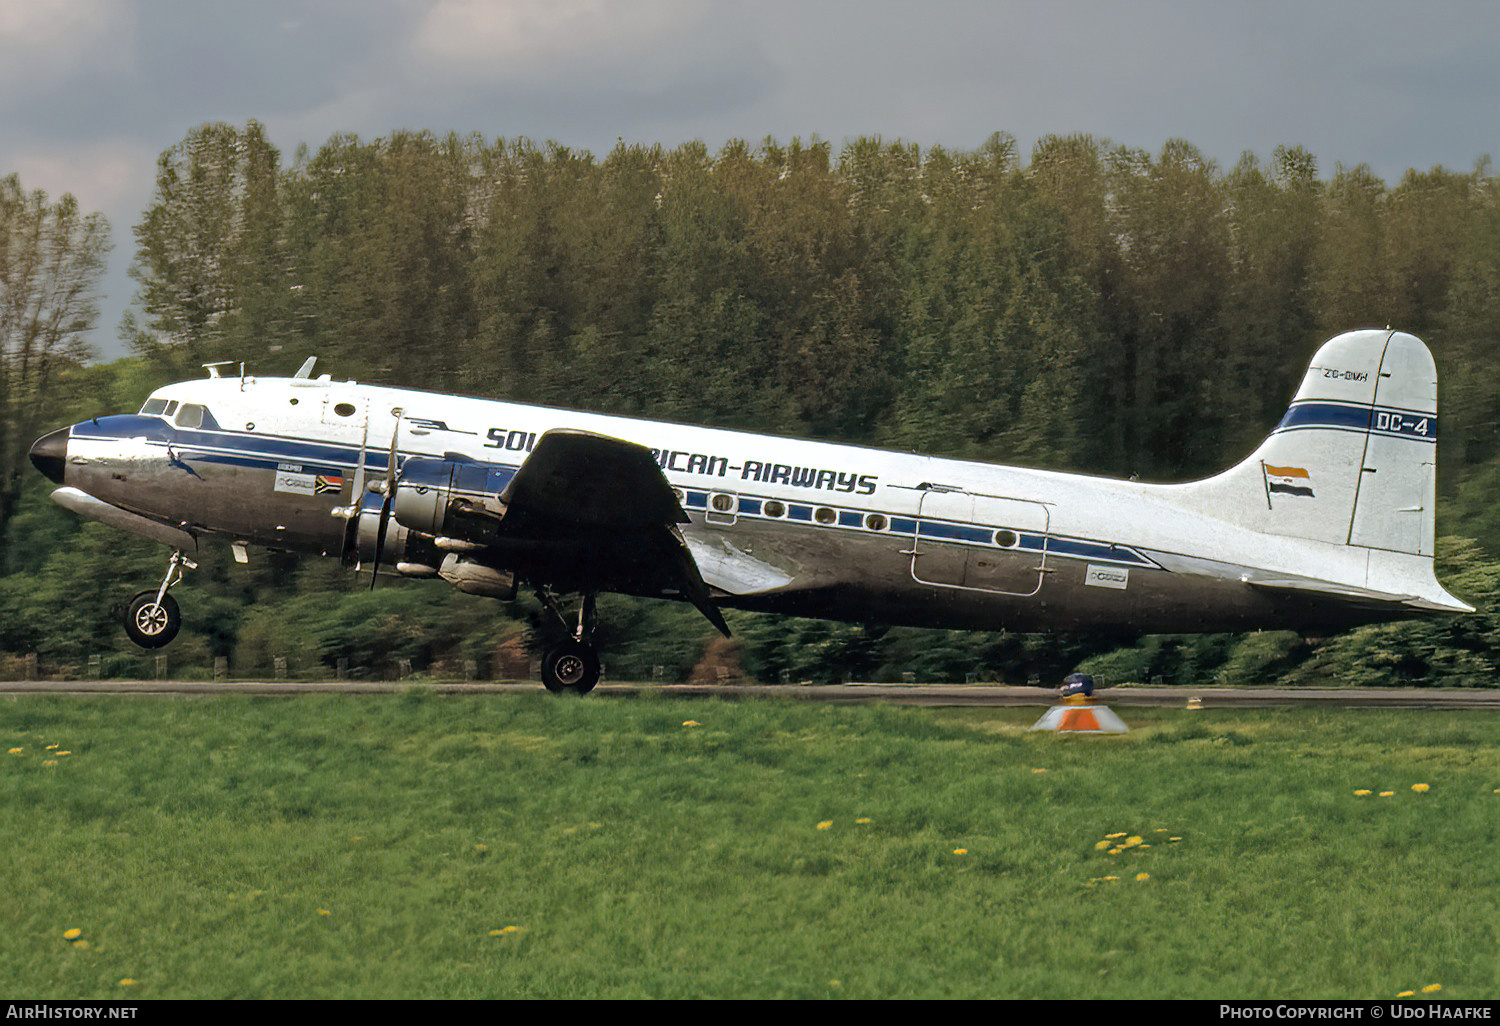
122,550,193,649
124,591,181,649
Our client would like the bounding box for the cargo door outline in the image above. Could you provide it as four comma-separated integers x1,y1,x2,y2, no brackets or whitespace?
907,487,971,587
967,494,1052,597
907,487,1052,597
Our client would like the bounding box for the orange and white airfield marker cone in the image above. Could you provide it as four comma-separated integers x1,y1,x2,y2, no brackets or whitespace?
1028,673,1129,734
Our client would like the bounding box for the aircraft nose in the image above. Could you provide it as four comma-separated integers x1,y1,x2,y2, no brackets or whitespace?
29,427,69,484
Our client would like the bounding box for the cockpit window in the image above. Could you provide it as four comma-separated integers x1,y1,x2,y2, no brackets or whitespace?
141,398,168,416
175,403,206,429
164,400,179,417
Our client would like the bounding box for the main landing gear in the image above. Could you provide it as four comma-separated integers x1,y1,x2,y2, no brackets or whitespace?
124,550,193,649
537,589,602,695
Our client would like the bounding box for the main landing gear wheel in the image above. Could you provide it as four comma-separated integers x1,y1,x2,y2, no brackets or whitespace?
124,591,181,649
541,639,601,695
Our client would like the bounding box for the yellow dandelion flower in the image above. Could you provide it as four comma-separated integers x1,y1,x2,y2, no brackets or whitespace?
855,817,872,824
1101,875,1118,882
1421,984,1442,993
1031,768,1048,774
63,929,82,941
681,720,700,727
817,820,833,830
1379,791,1395,797
1411,783,1429,792
1169,837,1182,842
1354,790,1372,795
7,747,22,754
1135,873,1150,882
489,925,525,935
1105,832,1127,839
1155,828,1169,833
1396,991,1415,998
1094,840,1112,850
1109,847,1124,855
317,909,331,916
953,848,968,855
45,744,58,750
57,751,70,756
118,979,138,987
42,759,56,766
1123,836,1143,848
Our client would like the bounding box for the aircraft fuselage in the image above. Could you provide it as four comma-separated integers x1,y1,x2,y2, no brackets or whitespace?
32,331,1473,654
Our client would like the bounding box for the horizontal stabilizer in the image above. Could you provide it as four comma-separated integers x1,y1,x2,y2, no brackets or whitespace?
1242,572,1473,614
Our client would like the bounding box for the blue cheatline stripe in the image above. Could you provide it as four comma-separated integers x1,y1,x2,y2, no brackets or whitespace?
79,419,1159,571
1274,401,1436,442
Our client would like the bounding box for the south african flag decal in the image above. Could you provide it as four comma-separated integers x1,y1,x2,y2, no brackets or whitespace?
1262,463,1314,498
314,474,344,495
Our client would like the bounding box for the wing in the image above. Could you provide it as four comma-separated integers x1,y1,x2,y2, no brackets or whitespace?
500,429,686,528
497,430,731,636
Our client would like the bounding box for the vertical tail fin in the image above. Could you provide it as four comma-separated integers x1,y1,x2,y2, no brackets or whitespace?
1179,330,1469,613
1188,329,1436,555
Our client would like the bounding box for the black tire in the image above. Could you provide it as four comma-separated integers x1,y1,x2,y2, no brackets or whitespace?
541,640,600,695
124,591,181,649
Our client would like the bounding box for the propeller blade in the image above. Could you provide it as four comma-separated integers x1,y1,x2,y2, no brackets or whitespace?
370,408,403,590
369,490,394,589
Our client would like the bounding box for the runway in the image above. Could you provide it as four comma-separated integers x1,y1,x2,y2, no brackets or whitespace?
2,679,1497,709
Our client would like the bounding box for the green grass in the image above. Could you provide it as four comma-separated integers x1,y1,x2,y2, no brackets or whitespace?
2,693,1497,999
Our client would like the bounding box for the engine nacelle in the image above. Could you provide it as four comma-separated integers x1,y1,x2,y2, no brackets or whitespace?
392,457,510,541
350,505,442,575
438,553,517,600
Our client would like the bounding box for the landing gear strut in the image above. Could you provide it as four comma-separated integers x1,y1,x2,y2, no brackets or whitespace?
123,551,193,649
537,589,601,694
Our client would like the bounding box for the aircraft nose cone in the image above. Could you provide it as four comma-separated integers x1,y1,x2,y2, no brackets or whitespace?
29,427,69,484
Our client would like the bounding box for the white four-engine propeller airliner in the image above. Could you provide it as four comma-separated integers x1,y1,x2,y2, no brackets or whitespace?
29,329,1472,692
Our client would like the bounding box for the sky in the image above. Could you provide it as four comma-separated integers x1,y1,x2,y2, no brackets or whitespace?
3,0,1498,361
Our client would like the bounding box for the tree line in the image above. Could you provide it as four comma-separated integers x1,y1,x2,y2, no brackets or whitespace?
1,122,1497,686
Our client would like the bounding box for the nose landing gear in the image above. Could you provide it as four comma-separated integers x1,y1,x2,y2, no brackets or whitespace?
123,551,194,649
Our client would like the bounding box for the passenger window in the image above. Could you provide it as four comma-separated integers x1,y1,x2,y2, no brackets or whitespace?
163,400,179,416
175,403,205,429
